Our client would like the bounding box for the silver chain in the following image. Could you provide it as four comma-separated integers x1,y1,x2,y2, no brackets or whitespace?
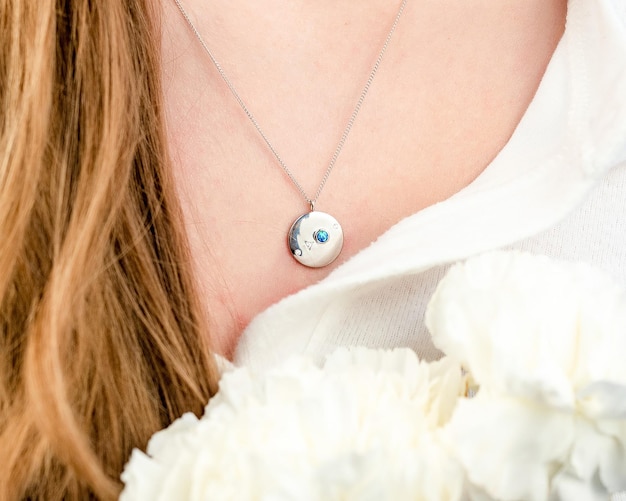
173,0,408,210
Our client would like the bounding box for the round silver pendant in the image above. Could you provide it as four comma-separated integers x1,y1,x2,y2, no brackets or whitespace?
288,211,344,268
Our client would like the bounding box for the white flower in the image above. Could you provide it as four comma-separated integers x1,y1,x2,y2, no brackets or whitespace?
425,251,626,500
120,348,467,501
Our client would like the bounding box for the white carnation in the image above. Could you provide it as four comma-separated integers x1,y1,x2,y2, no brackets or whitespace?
120,348,467,501
426,251,626,500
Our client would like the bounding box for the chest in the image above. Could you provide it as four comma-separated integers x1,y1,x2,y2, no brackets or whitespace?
161,0,567,356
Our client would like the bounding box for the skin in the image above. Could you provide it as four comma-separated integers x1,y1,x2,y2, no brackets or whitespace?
161,0,568,357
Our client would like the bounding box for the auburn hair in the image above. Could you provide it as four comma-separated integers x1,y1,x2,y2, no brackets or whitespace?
0,1,219,499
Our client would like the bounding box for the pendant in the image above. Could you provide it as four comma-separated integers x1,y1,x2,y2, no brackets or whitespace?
288,211,344,268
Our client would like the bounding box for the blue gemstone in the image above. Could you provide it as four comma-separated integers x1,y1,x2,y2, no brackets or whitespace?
314,229,329,244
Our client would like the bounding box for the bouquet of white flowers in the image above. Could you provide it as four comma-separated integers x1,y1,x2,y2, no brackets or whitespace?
120,252,626,501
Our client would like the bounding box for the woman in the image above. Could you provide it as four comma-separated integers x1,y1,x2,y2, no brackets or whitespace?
2,0,625,499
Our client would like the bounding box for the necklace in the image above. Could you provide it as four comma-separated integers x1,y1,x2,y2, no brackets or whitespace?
173,0,408,268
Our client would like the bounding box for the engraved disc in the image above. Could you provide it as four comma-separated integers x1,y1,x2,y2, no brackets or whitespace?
288,211,344,268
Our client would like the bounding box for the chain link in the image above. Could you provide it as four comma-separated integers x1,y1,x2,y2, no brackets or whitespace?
173,0,408,208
